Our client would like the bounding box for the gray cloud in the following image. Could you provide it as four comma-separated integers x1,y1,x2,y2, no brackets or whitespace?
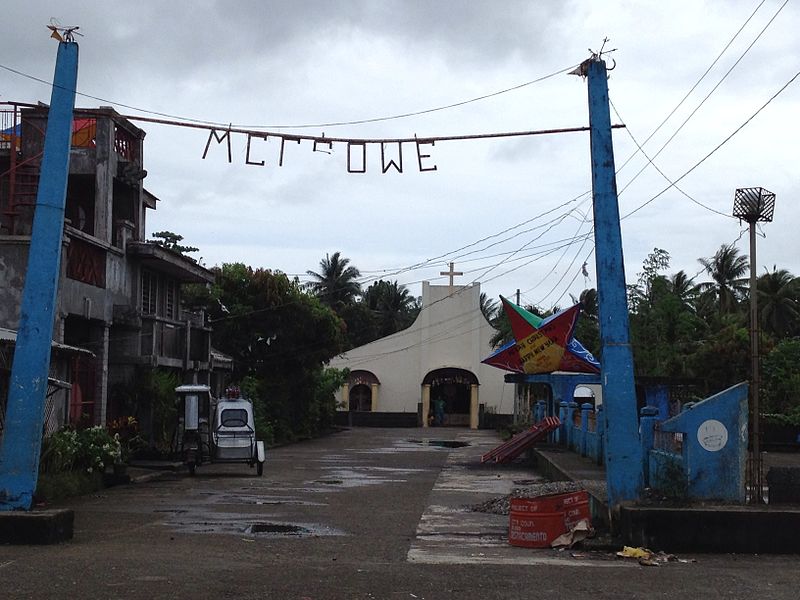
4,0,799,306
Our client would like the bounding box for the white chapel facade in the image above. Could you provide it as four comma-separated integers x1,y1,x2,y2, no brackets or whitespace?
331,276,512,429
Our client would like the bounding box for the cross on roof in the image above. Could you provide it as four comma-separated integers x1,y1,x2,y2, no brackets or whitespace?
440,262,463,292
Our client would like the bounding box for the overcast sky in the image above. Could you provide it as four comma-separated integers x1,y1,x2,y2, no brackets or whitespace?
3,1,798,308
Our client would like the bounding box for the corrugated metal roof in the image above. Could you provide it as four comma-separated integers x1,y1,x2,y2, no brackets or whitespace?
0,327,95,357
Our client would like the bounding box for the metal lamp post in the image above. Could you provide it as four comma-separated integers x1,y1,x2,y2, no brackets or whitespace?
732,187,775,504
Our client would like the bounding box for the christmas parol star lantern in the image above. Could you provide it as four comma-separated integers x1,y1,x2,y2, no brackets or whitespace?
482,297,600,374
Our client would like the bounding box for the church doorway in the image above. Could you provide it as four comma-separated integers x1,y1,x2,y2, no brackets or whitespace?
348,384,372,411
346,370,380,413
423,368,479,427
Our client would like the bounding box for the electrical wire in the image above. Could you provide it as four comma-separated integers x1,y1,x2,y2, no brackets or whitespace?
0,61,579,130
613,0,769,175
526,1,787,308
617,0,789,194
623,68,800,220
427,0,778,303
610,99,735,219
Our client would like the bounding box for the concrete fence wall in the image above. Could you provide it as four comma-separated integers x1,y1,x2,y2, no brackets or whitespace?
546,382,748,503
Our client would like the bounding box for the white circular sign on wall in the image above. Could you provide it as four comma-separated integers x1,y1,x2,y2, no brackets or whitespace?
697,419,728,452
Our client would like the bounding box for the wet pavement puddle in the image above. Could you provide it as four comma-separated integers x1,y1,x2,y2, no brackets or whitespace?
407,439,470,448
361,438,471,454
307,466,428,489
164,510,345,538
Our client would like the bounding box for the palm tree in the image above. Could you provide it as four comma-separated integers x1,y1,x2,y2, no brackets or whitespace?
363,280,417,336
697,244,749,315
757,266,800,338
578,288,598,319
479,292,499,324
668,270,699,311
306,252,361,309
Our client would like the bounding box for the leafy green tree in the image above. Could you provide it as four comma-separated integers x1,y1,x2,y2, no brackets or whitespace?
574,288,600,357
628,248,671,312
628,250,706,377
697,243,749,316
208,263,345,442
337,301,380,350
757,266,800,338
480,292,499,324
489,310,512,348
688,314,749,392
669,270,699,310
363,280,419,338
306,252,361,310
108,368,180,451
762,339,800,419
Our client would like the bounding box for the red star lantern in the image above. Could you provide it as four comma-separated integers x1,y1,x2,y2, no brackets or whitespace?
482,297,600,374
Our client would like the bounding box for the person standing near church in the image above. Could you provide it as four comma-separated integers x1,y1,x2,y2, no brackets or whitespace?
434,397,445,426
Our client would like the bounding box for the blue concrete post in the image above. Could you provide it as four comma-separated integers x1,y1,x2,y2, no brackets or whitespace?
557,401,569,446
596,404,606,465
580,403,592,456
585,57,643,510
0,42,79,511
567,401,579,451
536,400,546,423
639,406,659,487
644,385,670,420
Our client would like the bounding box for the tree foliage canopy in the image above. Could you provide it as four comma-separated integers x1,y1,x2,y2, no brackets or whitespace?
150,230,199,256
194,244,800,442
204,263,346,442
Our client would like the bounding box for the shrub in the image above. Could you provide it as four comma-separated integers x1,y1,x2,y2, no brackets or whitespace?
39,426,121,475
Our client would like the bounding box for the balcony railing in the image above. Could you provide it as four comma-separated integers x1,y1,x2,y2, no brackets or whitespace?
141,318,184,361
66,237,106,288
140,315,211,364
114,124,139,162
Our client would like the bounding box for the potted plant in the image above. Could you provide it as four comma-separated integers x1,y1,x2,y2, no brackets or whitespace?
108,416,144,473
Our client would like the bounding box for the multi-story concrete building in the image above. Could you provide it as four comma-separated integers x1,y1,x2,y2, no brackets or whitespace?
0,102,227,435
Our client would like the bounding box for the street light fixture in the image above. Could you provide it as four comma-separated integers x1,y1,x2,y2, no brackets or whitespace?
733,187,775,504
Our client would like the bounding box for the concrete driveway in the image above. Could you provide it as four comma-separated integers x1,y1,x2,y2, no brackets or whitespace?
1,427,798,599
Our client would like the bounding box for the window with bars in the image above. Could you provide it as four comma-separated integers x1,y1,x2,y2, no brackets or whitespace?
165,280,177,319
142,270,157,315
141,270,180,319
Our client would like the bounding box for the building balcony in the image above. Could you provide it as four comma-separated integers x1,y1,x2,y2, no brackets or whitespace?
136,314,211,369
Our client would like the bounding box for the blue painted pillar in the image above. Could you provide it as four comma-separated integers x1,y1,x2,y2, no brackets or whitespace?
536,400,546,423
644,385,670,420
639,406,659,487
596,404,606,465
557,401,569,445
0,42,79,511
585,57,643,510
580,403,592,456
567,401,579,450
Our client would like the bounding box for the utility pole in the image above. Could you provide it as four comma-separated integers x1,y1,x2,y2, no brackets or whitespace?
733,187,775,504
0,40,79,510
577,54,643,514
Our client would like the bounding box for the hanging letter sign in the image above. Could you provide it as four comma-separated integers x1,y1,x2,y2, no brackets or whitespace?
200,128,439,175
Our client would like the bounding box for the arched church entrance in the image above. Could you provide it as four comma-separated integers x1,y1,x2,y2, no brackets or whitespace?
348,384,372,411
422,368,479,427
345,370,380,413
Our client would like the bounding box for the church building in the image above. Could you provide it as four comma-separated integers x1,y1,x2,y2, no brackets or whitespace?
331,274,512,429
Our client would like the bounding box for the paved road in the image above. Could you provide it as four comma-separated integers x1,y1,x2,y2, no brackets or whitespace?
1,427,798,599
